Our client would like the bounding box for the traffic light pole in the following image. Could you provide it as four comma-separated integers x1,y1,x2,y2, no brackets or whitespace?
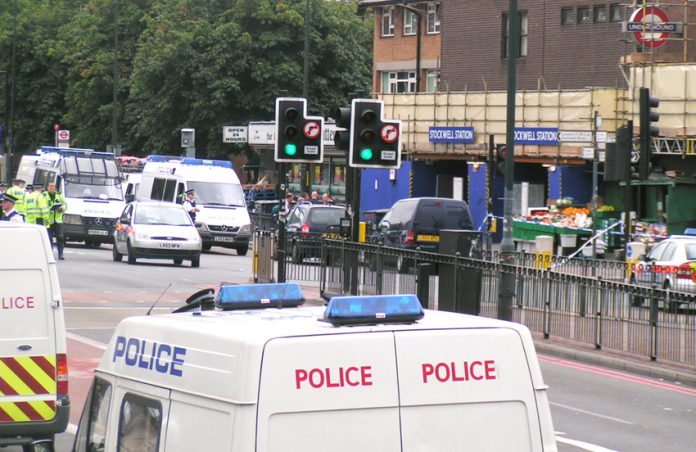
498,0,518,322
349,167,361,295
623,121,633,254
277,162,288,283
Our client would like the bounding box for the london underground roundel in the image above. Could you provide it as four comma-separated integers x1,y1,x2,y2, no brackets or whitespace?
630,6,671,48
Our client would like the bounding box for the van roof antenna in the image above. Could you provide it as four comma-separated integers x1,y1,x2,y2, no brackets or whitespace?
147,283,173,316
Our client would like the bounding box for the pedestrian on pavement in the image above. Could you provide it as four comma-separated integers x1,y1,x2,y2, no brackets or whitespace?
43,182,67,260
1,193,25,223
310,191,321,204
183,189,199,222
299,192,310,204
284,193,295,213
322,193,335,205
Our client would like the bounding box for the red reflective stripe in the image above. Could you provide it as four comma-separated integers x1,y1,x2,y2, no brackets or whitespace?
44,400,55,410
2,358,49,395
0,406,12,422
31,355,55,379
14,402,43,421
0,376,18,396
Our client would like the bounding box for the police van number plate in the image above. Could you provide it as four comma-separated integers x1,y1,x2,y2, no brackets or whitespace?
88,229,109,236
214,236,235,242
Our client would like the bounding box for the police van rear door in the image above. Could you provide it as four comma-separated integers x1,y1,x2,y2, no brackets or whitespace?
395,328,545,452
256,333,401,452
0,226,60,426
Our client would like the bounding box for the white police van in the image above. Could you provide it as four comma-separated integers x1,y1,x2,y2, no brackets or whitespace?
0,223,70,450
16,147,126,246
138,156,251,255
73,284,557,452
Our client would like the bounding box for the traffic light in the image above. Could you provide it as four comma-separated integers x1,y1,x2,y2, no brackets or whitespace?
275,97,324,163
334,105,352,151
639,87,659,180
348,99,401,169
495,144,507,176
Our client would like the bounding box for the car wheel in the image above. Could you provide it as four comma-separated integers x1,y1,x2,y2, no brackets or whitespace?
112,244,123,262
127,241,137,265
292,243,303,264
173,258,183,265
236,245,249,256
25,439,54,452
191,258,200,268
85,239,99,248
202,243,212,251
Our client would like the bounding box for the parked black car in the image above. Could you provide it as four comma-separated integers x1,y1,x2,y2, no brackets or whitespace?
374,197,474,271
285,204,347,263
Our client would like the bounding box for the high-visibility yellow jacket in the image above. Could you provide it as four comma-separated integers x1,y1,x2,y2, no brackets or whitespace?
42,191,67,225
25,192,49,225
5,186,26,215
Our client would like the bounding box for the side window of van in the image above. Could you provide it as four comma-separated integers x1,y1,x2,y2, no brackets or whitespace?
74,377,113,452
118,394,162,452
151,178,167,201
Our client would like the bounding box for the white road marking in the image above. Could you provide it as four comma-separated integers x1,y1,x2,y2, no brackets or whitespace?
555,435,619,452
66,332,107,350
66,423,78,435
551,402,634,425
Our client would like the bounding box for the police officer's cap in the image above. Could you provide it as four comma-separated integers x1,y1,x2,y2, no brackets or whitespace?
185,189,195,195
13,178,25,185
0,182,6,188
2,193,17,203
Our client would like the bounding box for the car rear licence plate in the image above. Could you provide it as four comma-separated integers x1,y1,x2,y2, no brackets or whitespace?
88,229,109,236
417,235,439,242
159,243,181,248
214,236,235,242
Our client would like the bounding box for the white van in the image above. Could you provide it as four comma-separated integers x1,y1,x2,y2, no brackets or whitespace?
16,147,126,247
139,156,251,255
0,223,70,450
73,285,557,452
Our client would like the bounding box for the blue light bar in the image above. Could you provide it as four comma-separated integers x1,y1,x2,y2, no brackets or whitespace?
181,158,232,168
40,146,113,158
215,283,305,310
323,294,424,326
146,155,184,163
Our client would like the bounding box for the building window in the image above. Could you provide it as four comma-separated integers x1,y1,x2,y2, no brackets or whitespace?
594,5,607,23
381,6,394,37
577,6,590,24
404,9,417,36
381,71,417,94
426,70,439,93
561,8,574,26
427,3,440,34
502,12,528,58
610,4,624,22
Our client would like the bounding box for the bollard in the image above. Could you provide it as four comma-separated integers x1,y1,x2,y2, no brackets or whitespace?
535,235,553,269
626,241,646,279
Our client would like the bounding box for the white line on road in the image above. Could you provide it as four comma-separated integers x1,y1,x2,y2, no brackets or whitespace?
555,434,619,452
66,332,107,350
551,402,634,425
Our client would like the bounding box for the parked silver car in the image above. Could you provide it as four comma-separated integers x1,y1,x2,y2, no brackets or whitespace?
112,201,202,267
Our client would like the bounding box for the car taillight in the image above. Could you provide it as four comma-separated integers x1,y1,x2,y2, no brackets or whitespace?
56,353,69,396
301,224,310,238
405,230,415,246
127,226,135,235
677,262,696,280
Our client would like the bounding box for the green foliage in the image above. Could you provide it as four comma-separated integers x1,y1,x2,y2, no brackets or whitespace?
0,0,373,158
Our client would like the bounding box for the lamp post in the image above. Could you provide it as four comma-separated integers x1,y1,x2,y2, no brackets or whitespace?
0,70,7,168
7,0,17,183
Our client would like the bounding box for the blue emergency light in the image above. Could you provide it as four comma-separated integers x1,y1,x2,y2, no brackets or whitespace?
40,146,113,158
181,158,232,168
322,294,424,326
215,283,305,310
146,155,183,163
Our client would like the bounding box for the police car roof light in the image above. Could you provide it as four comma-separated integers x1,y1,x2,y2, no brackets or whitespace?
215,283,305,310
322,294,424,326
146,155,184,163
40,146,113,158
181,158,232,168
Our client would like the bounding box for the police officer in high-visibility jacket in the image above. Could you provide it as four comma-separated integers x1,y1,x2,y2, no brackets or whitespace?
25,184,49,225
1,193,25,223
5,179,27,216
43,182,67,260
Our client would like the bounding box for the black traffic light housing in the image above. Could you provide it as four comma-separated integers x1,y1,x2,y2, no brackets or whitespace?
639,87,659,180
334,105,352,152
275,97,324,163
348,99,401,169
495,144,507,177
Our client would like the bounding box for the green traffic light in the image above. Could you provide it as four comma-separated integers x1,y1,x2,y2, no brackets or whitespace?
360,148,373,161
285,143,297,156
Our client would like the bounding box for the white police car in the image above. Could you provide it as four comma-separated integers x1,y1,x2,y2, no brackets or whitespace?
73,284,557,452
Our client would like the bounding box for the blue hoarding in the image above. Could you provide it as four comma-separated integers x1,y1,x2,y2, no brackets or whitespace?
429,127,475,144
514,128,559,145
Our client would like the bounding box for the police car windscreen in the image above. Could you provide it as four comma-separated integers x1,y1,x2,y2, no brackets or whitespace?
188,181,246,207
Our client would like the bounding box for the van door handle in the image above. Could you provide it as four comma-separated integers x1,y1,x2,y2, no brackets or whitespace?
18,345,32,351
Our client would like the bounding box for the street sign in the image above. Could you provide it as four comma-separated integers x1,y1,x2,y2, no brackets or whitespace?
381,124,399,143
303,121,321,140
625,6,680,48
559,130,592,143
222,126,247,143
57,129,70,148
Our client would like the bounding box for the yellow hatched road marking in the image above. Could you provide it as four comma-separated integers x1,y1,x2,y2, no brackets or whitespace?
0,361,33,395
16,356,56,393
29,400,56,419
0,402,30,422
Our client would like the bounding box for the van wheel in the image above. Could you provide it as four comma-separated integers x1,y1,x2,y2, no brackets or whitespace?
127,241,137,265
173,258,183,265
112,244,123,262
191,258,200,268
202,244,212,251
25,439,54,452
236,245,248,256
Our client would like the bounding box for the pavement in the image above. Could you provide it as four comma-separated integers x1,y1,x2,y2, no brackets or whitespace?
296,282,696,389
